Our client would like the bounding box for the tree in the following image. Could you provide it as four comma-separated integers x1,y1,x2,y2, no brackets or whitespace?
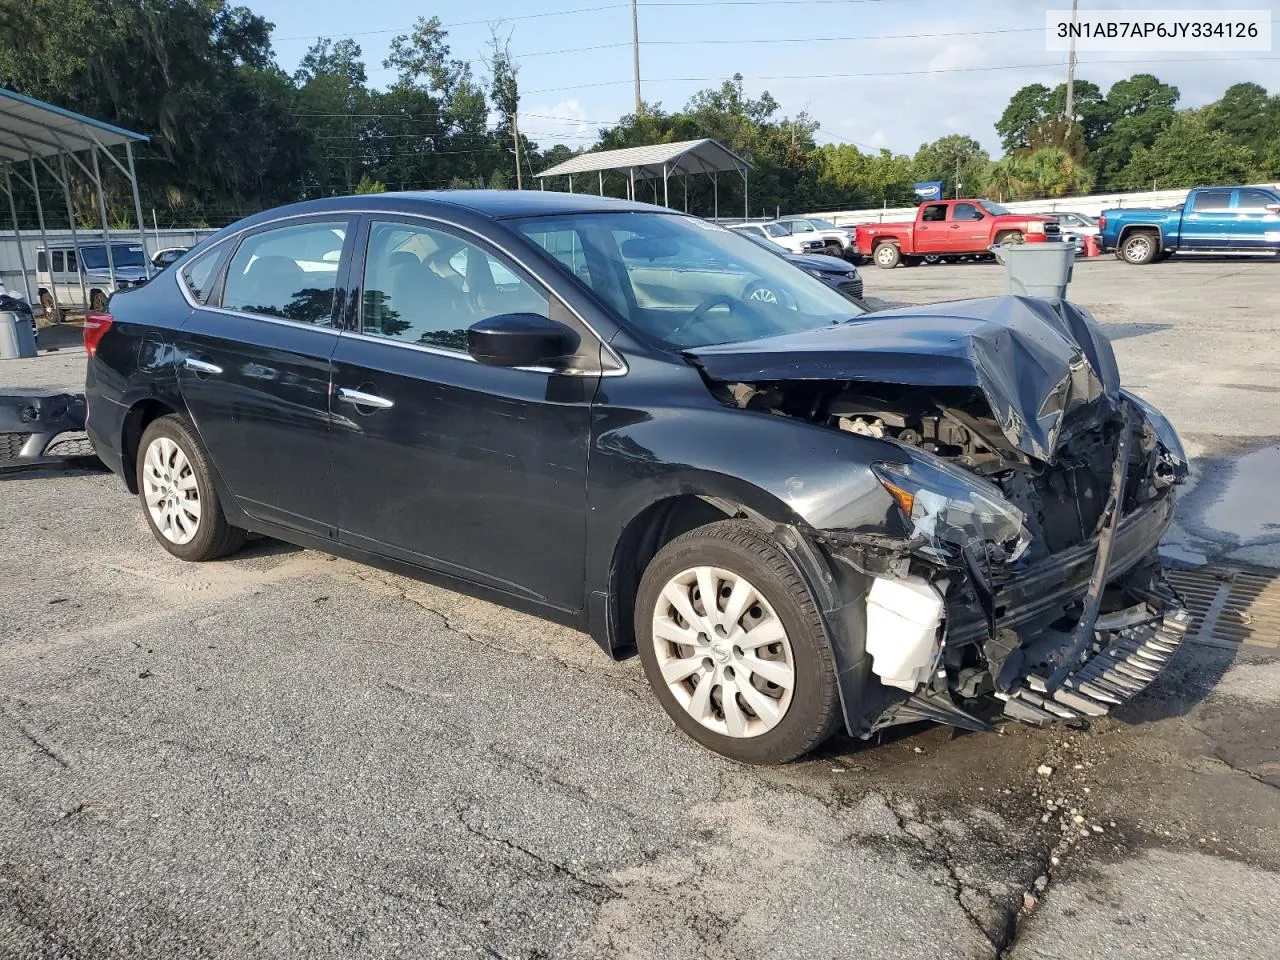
1091,74,1180,185
485,27,524,189
995,83,1053,152
1206,82,1280,160
911,135,989,198
295,38,370,194
354,175,385,194
1118,110,1255,190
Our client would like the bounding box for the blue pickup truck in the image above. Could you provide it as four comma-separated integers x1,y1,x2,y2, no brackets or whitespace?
1099,185,1280,264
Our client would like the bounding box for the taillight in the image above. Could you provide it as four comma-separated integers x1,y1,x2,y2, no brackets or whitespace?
84,312,113,357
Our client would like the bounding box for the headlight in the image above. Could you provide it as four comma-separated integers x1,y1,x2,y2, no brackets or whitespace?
872,458,1031,563
1122,389,1188,482
1028,221,1046,235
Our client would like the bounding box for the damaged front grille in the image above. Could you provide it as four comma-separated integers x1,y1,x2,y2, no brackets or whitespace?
999,595,1192,724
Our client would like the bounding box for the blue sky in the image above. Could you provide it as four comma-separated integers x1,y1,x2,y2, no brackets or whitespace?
254,0,1279,157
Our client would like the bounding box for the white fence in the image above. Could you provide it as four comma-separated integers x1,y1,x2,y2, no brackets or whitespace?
808,182,1280,227
0,227,217,300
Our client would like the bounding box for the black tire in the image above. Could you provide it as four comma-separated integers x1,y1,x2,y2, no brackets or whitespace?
995,231,1025,247
135,415,246,562
39,292,57,321
823,242,844,257
635,519,842,765
872,242,900,269
1120,231,1159,265
89,289,108,312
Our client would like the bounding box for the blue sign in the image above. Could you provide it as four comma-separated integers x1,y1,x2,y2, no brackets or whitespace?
913,181,943,201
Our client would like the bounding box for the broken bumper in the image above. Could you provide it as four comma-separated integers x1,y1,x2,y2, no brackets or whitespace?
0,391,97,472
998,588,1193,724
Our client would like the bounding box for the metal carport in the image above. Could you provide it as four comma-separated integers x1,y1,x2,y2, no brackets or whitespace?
0,87,151,318
535,138,752,219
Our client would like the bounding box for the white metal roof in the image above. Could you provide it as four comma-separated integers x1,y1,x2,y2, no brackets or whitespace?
0,88,148,163
537,138,750,181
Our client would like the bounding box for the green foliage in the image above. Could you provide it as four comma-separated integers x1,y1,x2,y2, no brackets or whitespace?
1,5,1274,228
1118,110,1256,190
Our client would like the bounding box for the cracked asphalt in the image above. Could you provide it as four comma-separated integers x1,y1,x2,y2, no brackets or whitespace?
3,257,1279,959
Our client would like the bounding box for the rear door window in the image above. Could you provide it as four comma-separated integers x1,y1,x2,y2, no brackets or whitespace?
181,241,233,304
65,250,77,272
221,221,349,325
1235,189,1278,212
52,251,64,272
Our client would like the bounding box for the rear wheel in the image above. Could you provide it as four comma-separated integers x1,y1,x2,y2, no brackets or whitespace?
136,415,245,561
635,520,841,764
872,242,901,269
39,292,56,321
1121,231,1159,265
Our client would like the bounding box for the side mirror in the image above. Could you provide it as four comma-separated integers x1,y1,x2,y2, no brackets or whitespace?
467,312,579,368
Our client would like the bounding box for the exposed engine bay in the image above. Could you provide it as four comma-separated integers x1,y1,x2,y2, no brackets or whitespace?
707,374,1188,734
715,378,1176,560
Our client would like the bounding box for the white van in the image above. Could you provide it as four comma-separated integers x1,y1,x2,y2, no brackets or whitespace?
35,241,151,317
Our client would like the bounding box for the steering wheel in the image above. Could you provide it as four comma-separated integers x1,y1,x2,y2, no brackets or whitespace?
665,294,737,340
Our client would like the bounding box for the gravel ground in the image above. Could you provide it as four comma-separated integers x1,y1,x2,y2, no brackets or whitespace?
2,256,1278,959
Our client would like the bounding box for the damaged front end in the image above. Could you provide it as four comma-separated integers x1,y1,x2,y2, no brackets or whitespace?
689,295,1192,736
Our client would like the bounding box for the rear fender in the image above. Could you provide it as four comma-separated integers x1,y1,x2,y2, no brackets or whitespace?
1117,223,1166,249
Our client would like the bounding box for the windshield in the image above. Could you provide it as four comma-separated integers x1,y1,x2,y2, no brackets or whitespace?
979,200,1011,216
79,244,147,270
809,218,839,230
512,212,864,349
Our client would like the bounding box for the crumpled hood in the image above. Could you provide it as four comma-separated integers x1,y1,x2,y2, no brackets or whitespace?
686,295,1121,462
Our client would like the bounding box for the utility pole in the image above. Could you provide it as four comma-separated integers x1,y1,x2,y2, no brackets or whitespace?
955,156,961,199
511,113,523,189
631,0,642,116
1064,0,1079,122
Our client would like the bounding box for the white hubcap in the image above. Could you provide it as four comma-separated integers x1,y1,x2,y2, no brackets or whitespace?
142,436,201,545
652,566,795,738
876,246,895,265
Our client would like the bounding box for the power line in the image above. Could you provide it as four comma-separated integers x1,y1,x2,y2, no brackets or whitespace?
523,55,1280,94
273,4,627,42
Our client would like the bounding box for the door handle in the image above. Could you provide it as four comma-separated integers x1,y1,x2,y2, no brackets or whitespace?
183,358,223,375
338,387,394,410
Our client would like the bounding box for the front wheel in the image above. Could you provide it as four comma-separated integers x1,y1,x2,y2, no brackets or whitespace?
635,520,842,764
89,289,109,312
137,415,246,561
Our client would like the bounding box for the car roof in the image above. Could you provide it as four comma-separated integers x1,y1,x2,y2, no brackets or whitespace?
227,190,663,227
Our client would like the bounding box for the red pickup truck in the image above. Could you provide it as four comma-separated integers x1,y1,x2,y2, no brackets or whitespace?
855,200,1060,268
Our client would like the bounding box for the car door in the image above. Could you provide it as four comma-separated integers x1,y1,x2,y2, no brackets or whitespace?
1229,189,1280,250
948,202,987,251
329,216,598,612
174,216,353,537
914,203,949,253
1180,189,1232,250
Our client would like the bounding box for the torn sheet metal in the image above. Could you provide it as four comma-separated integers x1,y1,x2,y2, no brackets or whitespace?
685,295,1122,462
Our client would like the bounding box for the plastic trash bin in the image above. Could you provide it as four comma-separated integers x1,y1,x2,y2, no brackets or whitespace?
0,310,38,359
991,240,1076,299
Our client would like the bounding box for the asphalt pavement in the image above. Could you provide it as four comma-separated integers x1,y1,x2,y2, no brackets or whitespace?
2,255,1278,959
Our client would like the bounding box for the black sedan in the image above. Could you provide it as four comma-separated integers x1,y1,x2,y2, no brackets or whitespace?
85,192,1191,764
736,230,864,302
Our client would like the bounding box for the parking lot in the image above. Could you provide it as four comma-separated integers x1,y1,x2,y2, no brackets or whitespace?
3,257,1279,959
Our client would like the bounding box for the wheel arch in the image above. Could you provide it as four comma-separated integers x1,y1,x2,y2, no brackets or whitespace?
119,398,182,493
1117,223,1164,248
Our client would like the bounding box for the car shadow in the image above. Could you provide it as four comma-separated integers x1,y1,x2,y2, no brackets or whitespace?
1100,322,1174,340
